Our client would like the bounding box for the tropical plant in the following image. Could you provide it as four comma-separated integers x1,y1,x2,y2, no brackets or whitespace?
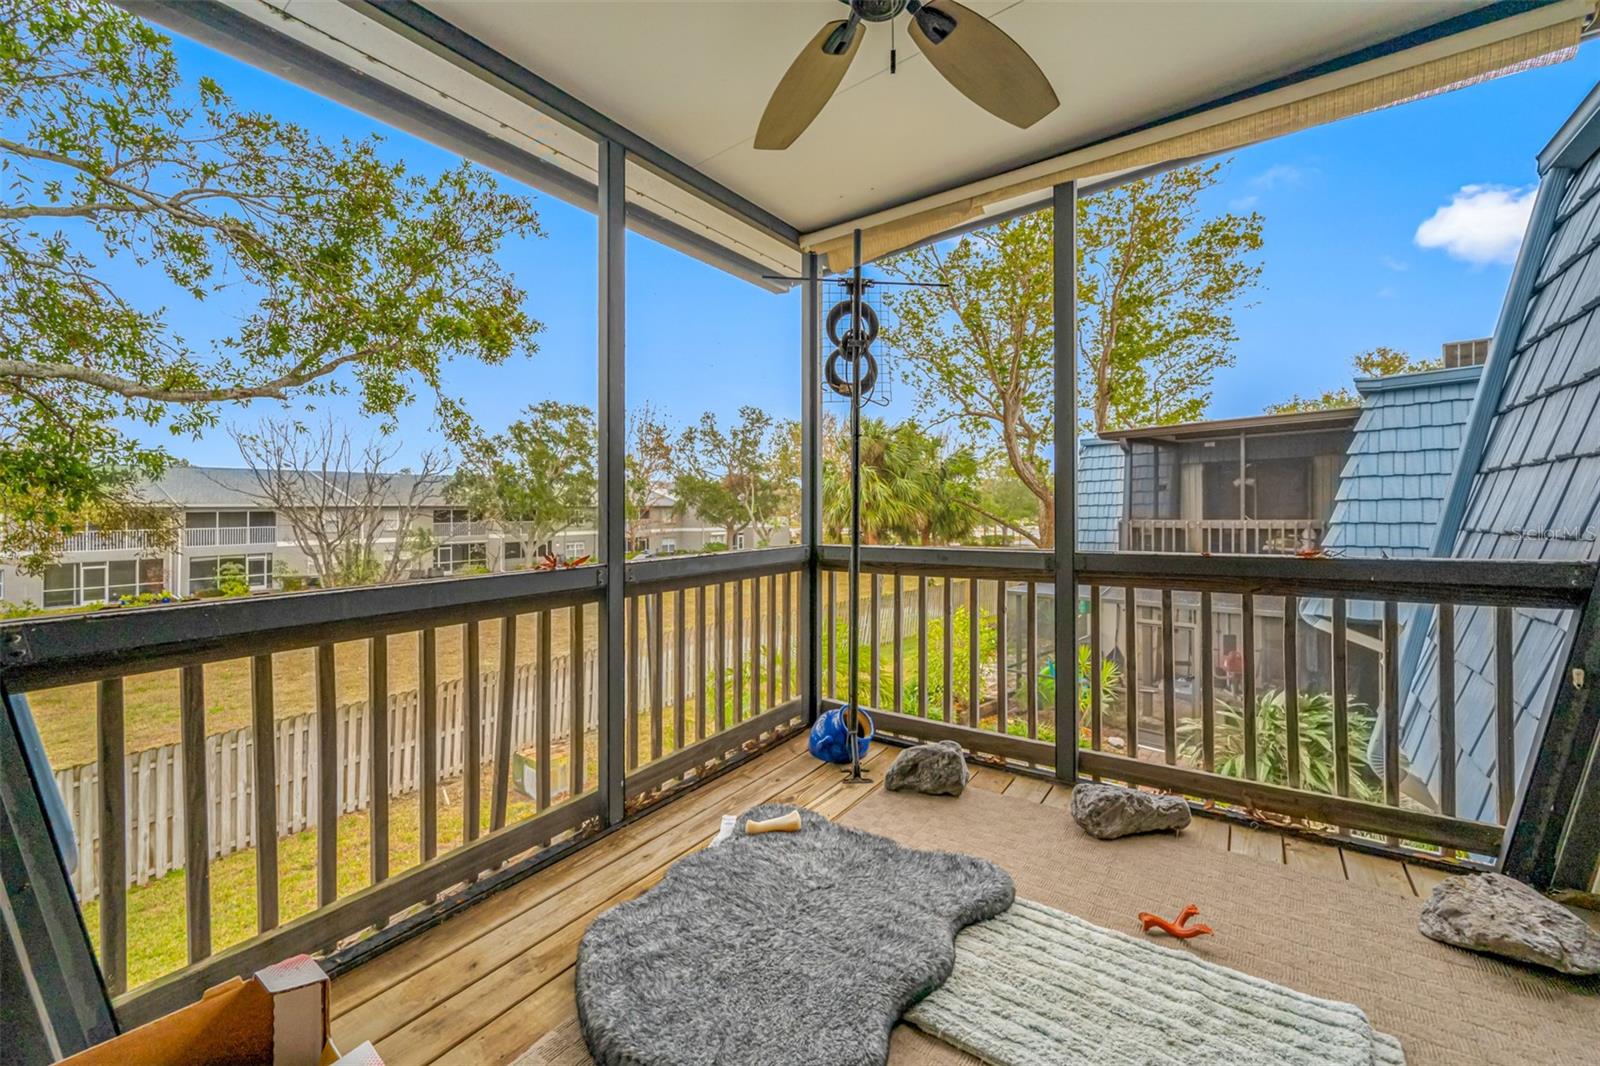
823,418,981,544
1036,643,1122,719
1177,688,1384,801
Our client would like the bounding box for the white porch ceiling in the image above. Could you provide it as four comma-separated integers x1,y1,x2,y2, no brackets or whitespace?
418,0,1492,234
175,1,1589,279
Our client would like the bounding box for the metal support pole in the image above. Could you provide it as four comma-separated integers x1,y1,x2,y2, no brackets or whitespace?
597,138,627,826
844,229,868,782
1053,181,1079,784
801,253,822,723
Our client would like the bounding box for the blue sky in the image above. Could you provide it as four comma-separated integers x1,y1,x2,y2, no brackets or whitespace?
134,29,1600,467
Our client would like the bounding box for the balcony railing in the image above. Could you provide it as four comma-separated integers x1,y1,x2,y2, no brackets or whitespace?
184,526,277,548
1123,517,1325,554
59,530,156,553
3,541,1594,1032
817,545,1593,860
0,547,804,1026
432,520,490,538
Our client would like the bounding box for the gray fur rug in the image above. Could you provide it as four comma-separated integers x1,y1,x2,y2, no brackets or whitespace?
575,803,1014,1066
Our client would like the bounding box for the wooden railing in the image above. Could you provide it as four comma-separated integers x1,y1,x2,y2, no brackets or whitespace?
59,530,158,553
184,526,277,548
818,546,1595,860
0,548,805,1026
1123,517,1325,555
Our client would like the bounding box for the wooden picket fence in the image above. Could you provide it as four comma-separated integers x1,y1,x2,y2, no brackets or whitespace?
54,651,600,903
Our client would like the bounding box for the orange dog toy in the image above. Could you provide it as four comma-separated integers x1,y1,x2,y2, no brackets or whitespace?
1138,903,1213,939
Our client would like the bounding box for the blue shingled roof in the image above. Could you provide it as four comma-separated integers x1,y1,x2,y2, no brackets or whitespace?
1324,365,1483,562
1397,89,1600,825
1076,438,1124,552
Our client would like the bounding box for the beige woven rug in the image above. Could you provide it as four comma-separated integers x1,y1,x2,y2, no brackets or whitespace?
515,786,1600,1066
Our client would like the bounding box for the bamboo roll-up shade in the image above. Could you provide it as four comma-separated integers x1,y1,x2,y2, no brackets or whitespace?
809,13,1587,269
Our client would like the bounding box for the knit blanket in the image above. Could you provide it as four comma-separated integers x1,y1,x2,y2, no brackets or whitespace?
575,804,1014,1066
906,899,1405,1065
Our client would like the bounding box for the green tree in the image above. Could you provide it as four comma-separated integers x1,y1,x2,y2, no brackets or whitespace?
1265,346,1446,413
449,401,596,551
0,2,544,573
673,407,787,547
823,418,980,545
881,163,1262,547
625,402,673,549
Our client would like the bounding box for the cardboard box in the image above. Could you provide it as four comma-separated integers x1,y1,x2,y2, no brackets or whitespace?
60,955,383,1066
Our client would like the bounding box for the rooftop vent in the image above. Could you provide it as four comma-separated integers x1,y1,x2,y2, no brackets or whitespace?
1441,337,1490,368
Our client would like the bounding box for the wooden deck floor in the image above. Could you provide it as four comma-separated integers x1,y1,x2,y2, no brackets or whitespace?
328,736,1452,1065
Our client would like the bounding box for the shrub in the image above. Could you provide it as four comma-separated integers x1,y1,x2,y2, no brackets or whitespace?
217,562,250,597
1177,688,1386,802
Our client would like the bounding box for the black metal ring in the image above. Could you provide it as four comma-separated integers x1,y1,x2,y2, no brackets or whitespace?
825,300,879,347
825,346,878,397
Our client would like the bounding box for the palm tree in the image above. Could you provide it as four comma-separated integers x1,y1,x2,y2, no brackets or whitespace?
823,418,979,544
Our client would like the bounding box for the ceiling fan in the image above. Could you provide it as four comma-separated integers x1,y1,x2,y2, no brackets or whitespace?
754,0,1059,150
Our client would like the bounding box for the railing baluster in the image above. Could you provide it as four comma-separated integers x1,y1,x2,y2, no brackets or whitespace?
733,579,745,722
650,592,664,760
1495,605,1516,822
697,585,709,741
1026,581,1038,739
627,595,640,770
1332,597,1350,797
716,582,727,732
749,576,761,715
419,629,438,857
537,609,553,809
1089,586,1102,751
1382,600,1400,807
365,640,386,891
463,620,481,841
1437,603,1457,818
767,573,778,708
1283,594,1300,790
98,678,127,993
942,577,954,723
1200,591,1214,771
892,575,904,715
1161,588,1175,765
782,571,794,702
674,589,687,753
1124,585,1138,755
869,572,881,711
1242,595,1256,781
825,571,836,700
570,605,585,797
967,578,979,728
491,616,516,830
919,577,931,719
252,654,281,931
995,579,1007,735
181,664,211,961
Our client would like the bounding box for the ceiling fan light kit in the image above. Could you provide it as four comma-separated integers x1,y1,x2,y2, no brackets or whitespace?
754,0,1060,150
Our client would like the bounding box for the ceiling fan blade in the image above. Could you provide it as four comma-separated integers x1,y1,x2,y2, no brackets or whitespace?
908,1,1059,129
754,19,863,150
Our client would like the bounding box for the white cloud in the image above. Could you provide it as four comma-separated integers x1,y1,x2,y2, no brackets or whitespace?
1229,194,1259,211
1250,163,1306,191
1414,184,1535,266
1380,255,1409,272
